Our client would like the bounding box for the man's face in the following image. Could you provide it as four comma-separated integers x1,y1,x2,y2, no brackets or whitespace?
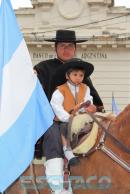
56,42,76,62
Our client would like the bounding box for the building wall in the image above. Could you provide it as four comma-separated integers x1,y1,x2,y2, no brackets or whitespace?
15,0,130,111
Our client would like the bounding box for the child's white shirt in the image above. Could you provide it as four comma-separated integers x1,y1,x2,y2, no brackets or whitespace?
50,82,93,122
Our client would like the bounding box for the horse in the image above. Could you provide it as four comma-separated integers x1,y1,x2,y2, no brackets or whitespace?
5,105,130,194
70,104,130,194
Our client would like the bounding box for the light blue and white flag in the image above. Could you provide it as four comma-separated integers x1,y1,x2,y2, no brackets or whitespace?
0,0,54,192
112,92,120,116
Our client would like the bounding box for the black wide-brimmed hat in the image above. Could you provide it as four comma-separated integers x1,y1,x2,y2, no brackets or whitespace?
44,30,88,43
54,58,94,85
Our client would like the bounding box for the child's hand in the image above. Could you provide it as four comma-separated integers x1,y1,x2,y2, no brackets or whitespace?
86,104,97,113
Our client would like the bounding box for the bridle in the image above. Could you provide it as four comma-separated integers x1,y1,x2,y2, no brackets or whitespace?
81,112,130,172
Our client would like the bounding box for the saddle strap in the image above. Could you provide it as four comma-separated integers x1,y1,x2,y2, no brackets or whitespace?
67,116,74,141
63,158,70,190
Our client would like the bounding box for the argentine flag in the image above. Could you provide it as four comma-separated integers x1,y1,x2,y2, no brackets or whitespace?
112,92,120,116
0,0,54,192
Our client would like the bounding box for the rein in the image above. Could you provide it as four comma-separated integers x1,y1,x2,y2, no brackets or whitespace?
85,112,130,172
69,103,130,172
87,112,130,154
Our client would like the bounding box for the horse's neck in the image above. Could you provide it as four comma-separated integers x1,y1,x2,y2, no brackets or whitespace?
106,106,130,149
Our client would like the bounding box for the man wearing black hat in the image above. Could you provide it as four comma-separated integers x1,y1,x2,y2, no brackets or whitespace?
34,29,104,107
34,30,104,194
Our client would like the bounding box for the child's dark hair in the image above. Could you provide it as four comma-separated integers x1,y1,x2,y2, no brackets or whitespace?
66,67,85,76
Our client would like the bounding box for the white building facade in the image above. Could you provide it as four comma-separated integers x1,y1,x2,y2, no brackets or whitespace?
15,0,130,111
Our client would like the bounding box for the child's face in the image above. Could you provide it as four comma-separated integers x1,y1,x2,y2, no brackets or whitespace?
66,70,85,85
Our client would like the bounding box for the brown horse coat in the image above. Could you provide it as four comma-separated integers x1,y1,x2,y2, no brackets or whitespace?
70,104,130,194
5,105,130,194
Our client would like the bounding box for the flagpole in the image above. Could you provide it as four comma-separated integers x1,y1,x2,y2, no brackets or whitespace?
112,91,114,113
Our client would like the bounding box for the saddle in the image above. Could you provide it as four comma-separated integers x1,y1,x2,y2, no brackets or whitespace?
69,112,111,154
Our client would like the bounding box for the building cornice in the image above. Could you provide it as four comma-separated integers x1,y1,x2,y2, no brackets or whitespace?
24,33,130,48
31,0,54,9
87,0,114,6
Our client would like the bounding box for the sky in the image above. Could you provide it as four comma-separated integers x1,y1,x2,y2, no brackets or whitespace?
11,0,130,9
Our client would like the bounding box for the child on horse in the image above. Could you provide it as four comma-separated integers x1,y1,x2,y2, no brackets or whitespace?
50,58,96,166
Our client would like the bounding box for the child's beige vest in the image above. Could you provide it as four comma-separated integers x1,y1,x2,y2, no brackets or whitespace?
58,83,87,113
